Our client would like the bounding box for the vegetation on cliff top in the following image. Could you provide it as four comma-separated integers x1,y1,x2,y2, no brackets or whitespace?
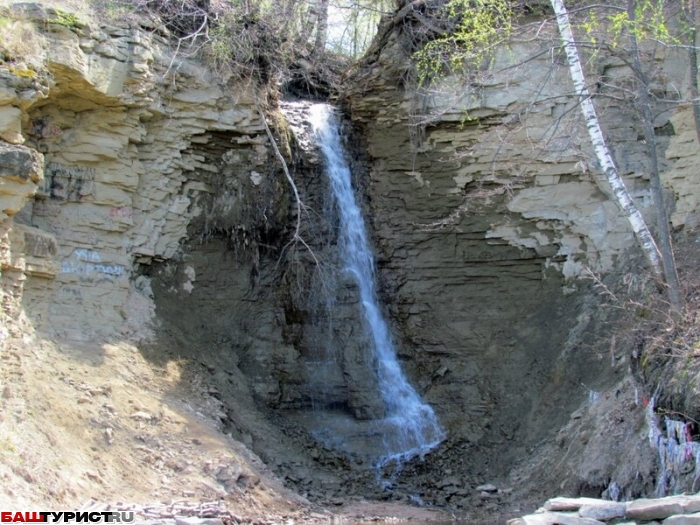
0,0,397,97
95,0,396,95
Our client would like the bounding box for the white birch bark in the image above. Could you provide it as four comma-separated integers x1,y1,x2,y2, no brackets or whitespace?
549,0,664,279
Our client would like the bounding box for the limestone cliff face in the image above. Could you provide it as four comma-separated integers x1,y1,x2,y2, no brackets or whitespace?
0,7,331,496
346,35,696,279
342,20,700,486
0,6,385,491
0,4,279,344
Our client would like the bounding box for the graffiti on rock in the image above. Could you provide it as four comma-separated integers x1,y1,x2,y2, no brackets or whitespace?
60,249,125,278
30,118,63,140
42,162,95,202
109,206,132,219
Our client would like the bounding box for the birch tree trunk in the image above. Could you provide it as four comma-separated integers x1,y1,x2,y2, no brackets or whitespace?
549,0,664,280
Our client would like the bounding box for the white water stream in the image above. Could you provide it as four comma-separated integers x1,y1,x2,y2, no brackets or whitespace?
309,104,445,465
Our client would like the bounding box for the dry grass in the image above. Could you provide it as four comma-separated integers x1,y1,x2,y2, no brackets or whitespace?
0,12,46,70
641,239,700,426
588,233,700,426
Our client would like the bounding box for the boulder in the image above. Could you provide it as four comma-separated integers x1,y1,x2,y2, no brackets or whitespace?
514,511,606,525
663,513,700,525
626,498,685,521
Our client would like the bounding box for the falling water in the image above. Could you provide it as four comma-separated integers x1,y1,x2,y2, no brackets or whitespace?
309,104,445,466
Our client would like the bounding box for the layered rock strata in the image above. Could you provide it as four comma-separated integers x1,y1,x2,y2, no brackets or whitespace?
0,4,272,342
343,18,700,493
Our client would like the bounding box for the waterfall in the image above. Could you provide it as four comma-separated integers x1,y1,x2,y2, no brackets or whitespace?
308,104,445,466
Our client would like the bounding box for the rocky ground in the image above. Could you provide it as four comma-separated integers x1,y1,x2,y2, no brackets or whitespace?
0,312,458,523
0,303,675,525
5,233,699,524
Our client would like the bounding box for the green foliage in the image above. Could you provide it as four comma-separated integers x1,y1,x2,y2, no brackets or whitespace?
48,9,82,29
412,0,681,87
580,0,677,49
209,24,232,66
206,5,292,83
413,0,513,85
0,8,45,69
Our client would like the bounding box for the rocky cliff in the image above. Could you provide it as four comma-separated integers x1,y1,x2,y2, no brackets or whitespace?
0,5,282,338
0,3,305,510
2,1,700,516
342,14,700,501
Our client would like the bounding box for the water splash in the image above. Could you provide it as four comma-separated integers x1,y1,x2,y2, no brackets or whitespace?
308,104,445,466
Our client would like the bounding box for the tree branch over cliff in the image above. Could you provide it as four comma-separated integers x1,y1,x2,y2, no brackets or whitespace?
256,104,320,265
101,0,323,86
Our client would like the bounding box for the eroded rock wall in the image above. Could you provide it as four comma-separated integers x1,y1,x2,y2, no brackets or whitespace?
0,5,394,493
0,4,277,343
343,21,700,489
